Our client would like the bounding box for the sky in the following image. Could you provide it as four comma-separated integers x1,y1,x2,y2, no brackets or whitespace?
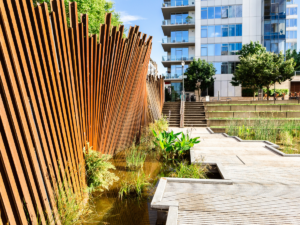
112,0,300,75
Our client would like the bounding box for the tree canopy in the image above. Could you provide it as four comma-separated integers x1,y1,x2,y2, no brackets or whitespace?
231,52,295,99
286,49,300,71
238,41,266,58
184,59,216,92
33,0,123,37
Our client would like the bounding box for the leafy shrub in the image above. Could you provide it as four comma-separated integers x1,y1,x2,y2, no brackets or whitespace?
168,163,208,179
84,144,119,192
174,131,200,156
118,172,150,199
125,142,147,169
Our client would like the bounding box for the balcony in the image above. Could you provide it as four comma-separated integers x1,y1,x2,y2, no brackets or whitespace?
163,72,186,80
162,55,194,66
161,1,195,18
162,19,195,36
162,37,195,51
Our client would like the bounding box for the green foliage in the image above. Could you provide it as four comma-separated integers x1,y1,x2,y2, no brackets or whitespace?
231,52,295,98
118,172,150,199
140,116,169,150
33,0,124,37
168,163,208,179
84,144,119,192
174,132,200,155
125,142,147,169
152,130,181,152
55,182,97,224
184,59,216,92
238,41,266,58
263,88,289,96
286,49,300,71
226,119,300,154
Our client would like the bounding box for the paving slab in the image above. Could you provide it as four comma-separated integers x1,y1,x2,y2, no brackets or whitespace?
151,127,300,224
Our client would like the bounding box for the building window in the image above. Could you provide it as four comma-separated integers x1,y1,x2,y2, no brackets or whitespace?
208,7,214,19
286,42,297,51
236,24,242,36
201,44,207,56
222,6,228,18
287,19,297,27
201,8,207,19
287,31,297,39
221,44,228,55
201,26,207,38
229,25,235,36
287,7,297,15
208,26,215,37
171,30,189,43
201,43,242,56
171,47,189,60
215,25,221,37
201,5,242,19
222,25,228,37
213,62,240,74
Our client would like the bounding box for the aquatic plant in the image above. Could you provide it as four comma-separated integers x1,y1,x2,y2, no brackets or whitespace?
174,130,200,156
118,172,150,199
84,144,119,193
125,142,147,169
168,163,208,179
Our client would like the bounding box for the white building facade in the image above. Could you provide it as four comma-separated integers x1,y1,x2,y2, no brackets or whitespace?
161,0,298,97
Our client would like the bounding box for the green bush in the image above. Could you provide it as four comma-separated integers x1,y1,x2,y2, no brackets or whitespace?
125,142,147,169
263,88,289,96
84,144,119,193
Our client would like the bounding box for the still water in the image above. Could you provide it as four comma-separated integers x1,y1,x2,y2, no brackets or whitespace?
88,152,164,225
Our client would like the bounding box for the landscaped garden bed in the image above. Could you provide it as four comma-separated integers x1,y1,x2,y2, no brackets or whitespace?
225,119,300,154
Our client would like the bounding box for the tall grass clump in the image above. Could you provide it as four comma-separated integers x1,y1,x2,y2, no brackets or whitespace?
168,163,208,179
140,116,169,150
84,144,119,193
125,142,147,169
226,119,300,154
118,172,150,199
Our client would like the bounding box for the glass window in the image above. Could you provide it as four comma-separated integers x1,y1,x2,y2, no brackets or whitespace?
208,44,214,56
201,8,208,19
215,7,221,18
265,40,271,52
228,62,235,74
208,26,215,37
176,31,182,42
264,20,271,35
215,25,221,37
214,62,221,74
236,43,242,53
221,62,228,74
221,44,228,55
222,6,228,18
236,5,242,17
229,43,236,55
236,24,242,36
271,43,278,53
229,5,236,18
182,31,189,42
201,44,207,56
215,44,221,56
222,25,228,37
201,26,207,38
208,7,214,19
229,25,235,36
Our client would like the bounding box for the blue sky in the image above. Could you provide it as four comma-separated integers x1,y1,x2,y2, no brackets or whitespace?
112,0,300,75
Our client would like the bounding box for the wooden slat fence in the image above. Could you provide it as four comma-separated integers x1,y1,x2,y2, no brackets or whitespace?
0,0,163,224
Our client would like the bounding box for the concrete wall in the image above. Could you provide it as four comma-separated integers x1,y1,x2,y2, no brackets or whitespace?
206,104,300,112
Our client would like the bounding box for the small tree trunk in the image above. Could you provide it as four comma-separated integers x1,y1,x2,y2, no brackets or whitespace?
267,86,270,101
253,88,255,101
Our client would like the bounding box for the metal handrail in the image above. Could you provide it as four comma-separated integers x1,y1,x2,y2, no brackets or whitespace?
180,93,185,128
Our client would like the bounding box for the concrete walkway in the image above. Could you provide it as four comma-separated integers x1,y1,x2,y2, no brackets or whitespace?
151,128,300,225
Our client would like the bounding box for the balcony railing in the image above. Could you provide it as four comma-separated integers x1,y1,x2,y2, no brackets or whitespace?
162,1,195,7
162,37,195,43
162,55,195,61
163,73,185,79
162,19,195,25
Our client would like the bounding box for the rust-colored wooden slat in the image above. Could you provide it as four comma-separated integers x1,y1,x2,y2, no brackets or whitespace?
50,0,80,194
0,3,55,223
0,134,19,225
39,6,72,190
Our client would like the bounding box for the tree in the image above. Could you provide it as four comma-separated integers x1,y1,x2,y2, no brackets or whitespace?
33,0,123,37
286,49,300,71
239,41,266,58
231,52,295,100
184,59,216,99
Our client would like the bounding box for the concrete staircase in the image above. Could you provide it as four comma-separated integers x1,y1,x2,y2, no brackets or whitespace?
184,102,207,127
162,102,180,127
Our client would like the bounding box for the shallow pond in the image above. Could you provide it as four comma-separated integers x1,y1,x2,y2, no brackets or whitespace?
87,152,164,225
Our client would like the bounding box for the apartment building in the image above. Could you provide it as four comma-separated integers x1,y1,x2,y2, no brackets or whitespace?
148,58,159,76
161,0,298,98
